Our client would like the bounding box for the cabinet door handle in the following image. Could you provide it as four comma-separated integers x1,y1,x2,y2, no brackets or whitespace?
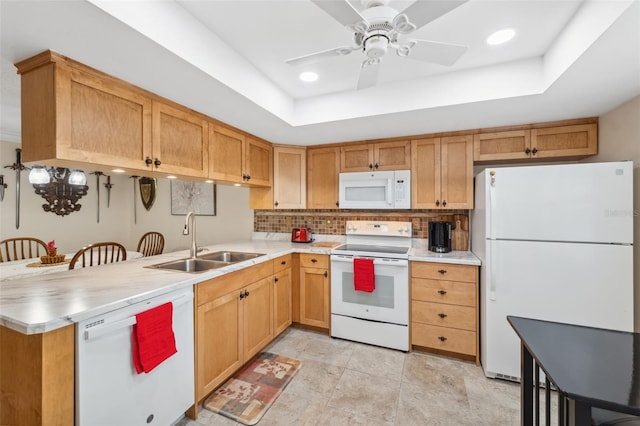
368,163,373,169
435,200,440,207
153,158,161,167
145,157,153,167
438,290,447,295
442,200,447,207
324,271,328,277
438,269,447,274
438,336,447,342
374,163,379,169
239,291,245,299
525,147,531,155
336,201,339,207
311,258,317,263
531,147,538,155
244,290,250,297
246,175,251,181
274,201,279,207
274,277,279,283
438,313,447,319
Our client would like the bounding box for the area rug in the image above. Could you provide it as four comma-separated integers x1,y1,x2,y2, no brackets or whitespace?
203,352,302,425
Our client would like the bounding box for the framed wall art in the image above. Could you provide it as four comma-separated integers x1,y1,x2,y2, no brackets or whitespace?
170,180,216,216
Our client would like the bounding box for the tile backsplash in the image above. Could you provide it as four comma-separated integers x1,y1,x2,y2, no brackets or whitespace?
254,209,469,240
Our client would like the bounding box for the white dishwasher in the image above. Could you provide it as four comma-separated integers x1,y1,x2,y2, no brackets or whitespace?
76,288,194,425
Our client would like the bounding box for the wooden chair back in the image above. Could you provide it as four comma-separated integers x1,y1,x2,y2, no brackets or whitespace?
69,242,127,270
0,237,48,262
136,232,165,257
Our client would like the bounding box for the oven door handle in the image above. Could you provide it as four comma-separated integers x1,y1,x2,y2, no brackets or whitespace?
330,255,408,266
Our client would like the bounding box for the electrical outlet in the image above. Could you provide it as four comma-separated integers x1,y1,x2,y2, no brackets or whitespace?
412,218,420,230
285,217,292,227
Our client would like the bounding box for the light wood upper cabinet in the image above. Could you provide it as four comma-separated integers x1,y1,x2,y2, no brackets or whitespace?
210,126,272,186
341,140,411,172
412,135,473,209
307,146,340,209
273,146,306,209
19,60,154,170
151,101,208,177
245,136,272,187
473,130,531,162
474,123,597,162
531,123,597,158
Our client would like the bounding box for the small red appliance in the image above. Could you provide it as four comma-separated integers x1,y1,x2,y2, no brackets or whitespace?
291,228,312,243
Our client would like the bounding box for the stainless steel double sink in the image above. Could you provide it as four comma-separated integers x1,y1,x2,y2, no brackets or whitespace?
147,251,265,273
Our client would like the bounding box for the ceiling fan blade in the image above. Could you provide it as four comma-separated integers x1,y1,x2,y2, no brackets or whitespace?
357,59,381,90
311,0,366,27
399,0,468,31
285,45,357,66
404,39,467,66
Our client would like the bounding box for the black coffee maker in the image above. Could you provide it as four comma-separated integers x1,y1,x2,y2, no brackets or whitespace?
428,221,452,253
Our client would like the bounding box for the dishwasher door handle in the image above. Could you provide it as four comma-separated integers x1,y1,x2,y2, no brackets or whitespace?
84,293,192,341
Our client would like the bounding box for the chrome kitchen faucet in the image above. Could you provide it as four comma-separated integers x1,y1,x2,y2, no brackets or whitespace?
183,211,198,259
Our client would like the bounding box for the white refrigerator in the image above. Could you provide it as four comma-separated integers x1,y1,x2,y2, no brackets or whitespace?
471,161,634,381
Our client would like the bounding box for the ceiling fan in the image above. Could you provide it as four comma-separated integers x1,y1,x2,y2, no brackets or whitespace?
286,0,469,89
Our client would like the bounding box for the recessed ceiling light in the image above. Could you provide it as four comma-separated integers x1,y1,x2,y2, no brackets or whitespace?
299,71,318,82
486,28,516,46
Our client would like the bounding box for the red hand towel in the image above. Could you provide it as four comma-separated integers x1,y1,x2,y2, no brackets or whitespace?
353,258,375,292
132,302,177,374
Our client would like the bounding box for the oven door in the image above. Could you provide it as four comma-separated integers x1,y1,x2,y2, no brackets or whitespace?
330,254,409,325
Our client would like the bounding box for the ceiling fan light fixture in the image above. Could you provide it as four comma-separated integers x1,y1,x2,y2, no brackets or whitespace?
486,28,516,46
364,34,389,59
299,71,319,82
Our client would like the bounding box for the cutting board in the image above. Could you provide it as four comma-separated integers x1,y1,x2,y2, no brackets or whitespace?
310,241,342,248
451,215,469,251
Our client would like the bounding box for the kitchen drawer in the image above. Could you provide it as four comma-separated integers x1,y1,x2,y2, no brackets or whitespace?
273,254,292,273
412,278,476,306
197,261,273,305
299,253,328,269
411,323,476,356
411,262,477,282
412,300,476,331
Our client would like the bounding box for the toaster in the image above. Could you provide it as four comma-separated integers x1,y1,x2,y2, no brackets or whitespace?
291,228,312,243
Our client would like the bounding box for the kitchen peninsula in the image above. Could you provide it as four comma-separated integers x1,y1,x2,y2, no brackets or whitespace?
0,237,479,425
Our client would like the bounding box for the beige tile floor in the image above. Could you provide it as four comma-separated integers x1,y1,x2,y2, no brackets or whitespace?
178,327,548,426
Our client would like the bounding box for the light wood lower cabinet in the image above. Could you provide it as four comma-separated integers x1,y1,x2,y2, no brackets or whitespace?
411,262,479,365
195,262,273,403
298,254,330,329
273,255,293,336
0,324,75,426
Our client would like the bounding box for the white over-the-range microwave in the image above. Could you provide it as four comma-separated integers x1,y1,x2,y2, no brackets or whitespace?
338,170,411,209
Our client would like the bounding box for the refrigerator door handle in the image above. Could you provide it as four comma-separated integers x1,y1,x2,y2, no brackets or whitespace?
488,240,496,301
488,172,496,239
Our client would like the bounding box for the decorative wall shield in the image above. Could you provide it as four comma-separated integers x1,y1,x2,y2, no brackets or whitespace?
138,177,157,211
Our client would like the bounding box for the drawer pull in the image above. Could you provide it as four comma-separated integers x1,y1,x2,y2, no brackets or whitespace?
438,336,447,342
438,290,447,295
281,260,286,265
438,269,447,274
311,258,318,263
438,313,447,319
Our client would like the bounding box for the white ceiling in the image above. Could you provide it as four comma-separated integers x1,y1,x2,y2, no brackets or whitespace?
1,0,639,146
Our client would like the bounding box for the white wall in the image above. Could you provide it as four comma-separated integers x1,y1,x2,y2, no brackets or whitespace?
583,95,640,330
0,141,254,255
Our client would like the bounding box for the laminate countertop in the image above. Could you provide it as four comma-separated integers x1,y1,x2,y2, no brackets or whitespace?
0,237,480,335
